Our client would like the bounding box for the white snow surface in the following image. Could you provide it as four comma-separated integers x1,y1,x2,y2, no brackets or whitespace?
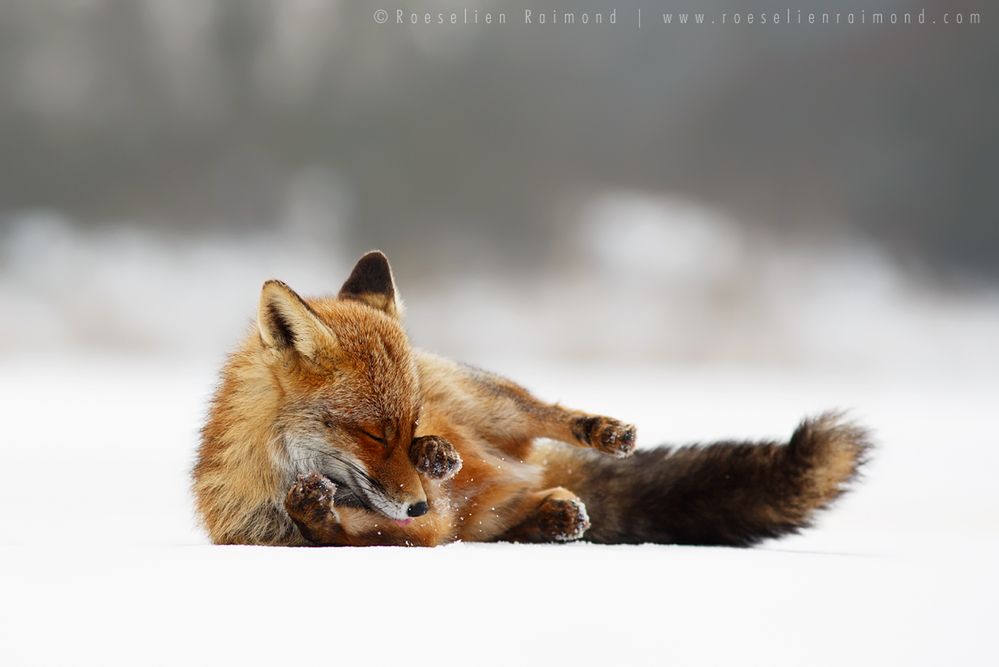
0,356,996,666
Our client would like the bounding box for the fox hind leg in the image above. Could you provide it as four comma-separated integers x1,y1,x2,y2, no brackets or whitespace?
498,487,591,543
567,414,637,457
457,364,637,457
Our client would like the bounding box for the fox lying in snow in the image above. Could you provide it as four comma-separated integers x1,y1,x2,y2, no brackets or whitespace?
192,251,870,546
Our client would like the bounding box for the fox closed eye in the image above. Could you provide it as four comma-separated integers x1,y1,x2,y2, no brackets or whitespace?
321,416,385,445
359,429,386,445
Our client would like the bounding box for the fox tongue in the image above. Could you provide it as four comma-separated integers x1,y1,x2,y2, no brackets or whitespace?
393,518,412,526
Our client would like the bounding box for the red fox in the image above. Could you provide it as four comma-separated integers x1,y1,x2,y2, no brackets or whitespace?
192,251,870,546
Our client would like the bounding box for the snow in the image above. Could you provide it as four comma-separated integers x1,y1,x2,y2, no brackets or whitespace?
1,356,996,666
6,206,999,376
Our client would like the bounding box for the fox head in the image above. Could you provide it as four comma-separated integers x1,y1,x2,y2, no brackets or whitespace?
257,251,427,522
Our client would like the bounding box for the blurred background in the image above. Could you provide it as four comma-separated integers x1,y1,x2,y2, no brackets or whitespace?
1,0,996,371
0,0,997,551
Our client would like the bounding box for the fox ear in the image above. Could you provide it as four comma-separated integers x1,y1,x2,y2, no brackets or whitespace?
258,280,335,359
338,250,401,318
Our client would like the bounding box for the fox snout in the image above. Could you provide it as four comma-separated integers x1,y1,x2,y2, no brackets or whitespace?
406,501,429,517
344,474,427,522
360,447,429,522
376,484,428,521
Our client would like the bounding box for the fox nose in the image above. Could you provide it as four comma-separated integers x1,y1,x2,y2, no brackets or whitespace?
406,501,429,518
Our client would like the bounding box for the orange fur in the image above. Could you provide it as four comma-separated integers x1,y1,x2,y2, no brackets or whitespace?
192,251,869,548
192,252,621,546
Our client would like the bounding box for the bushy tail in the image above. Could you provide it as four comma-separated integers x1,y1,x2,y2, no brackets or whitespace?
538,412,872,546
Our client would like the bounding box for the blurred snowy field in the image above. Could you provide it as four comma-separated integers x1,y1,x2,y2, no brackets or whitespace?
5,196,999,372
1,355,996,666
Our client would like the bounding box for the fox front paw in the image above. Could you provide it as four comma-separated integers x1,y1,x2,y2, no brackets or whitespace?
409,435,463,480
571,415,637,458
285,473,339,524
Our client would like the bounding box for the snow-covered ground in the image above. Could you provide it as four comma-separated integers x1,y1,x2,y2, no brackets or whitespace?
1,356,996,666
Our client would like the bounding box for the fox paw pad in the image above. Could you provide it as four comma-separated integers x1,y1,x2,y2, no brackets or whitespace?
286,473,338,520
410,435,463,480
572,416,637,458
540,498,591,542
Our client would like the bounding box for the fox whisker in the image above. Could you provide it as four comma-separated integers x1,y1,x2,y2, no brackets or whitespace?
289,441,394,513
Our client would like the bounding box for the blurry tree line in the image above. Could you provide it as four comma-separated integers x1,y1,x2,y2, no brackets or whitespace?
0,0,996,282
